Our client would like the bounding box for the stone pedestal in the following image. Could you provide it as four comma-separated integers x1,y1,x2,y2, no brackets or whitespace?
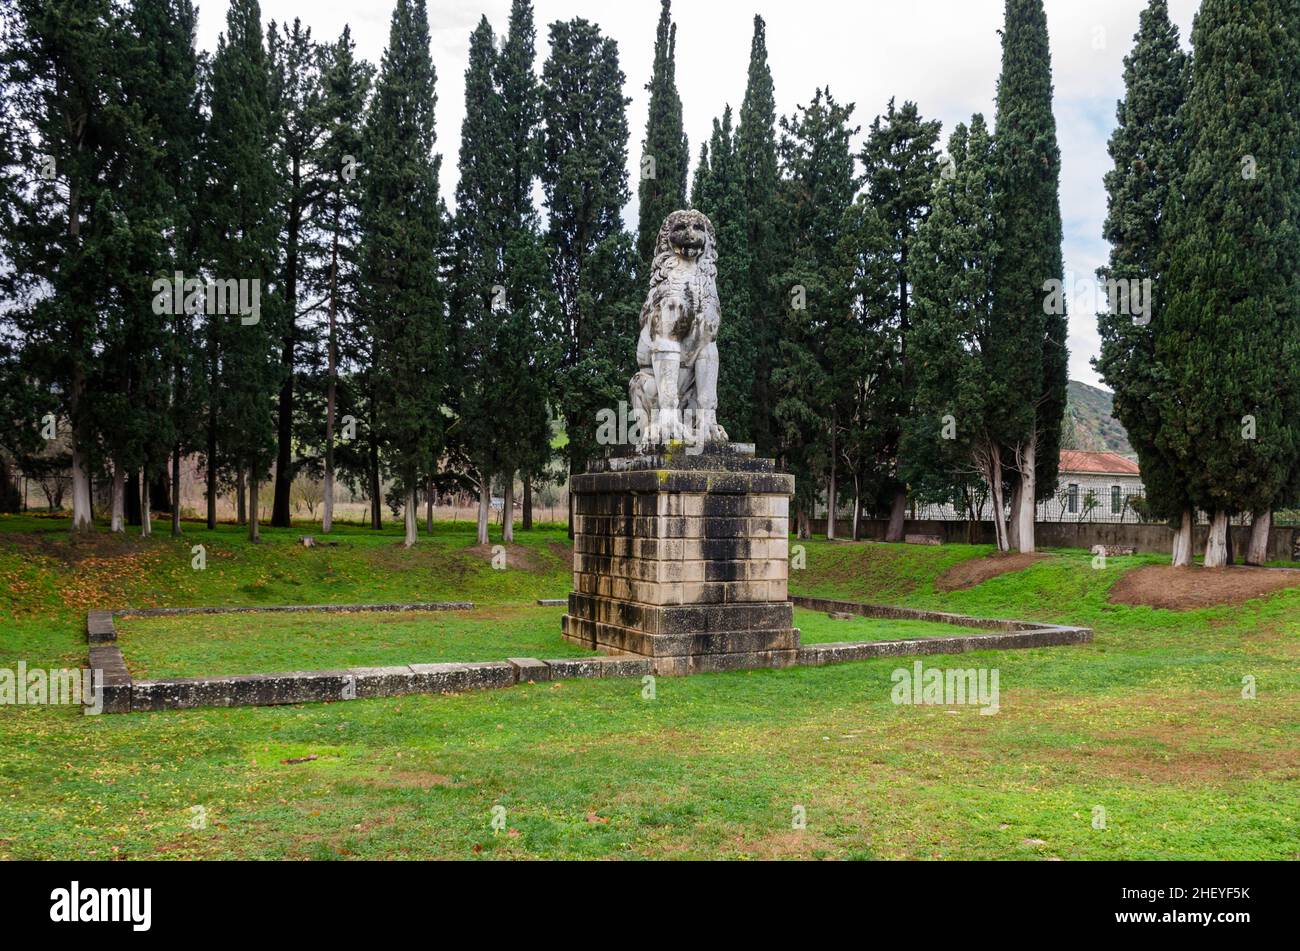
562,442,799,675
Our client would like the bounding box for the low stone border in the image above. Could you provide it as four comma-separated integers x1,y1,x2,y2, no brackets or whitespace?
84,597,1089,714
791,595,1092,665
84,601,654,714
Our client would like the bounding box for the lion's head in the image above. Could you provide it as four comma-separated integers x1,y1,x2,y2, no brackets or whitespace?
655,209,716,262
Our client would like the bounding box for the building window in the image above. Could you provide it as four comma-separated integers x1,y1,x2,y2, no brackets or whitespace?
1067,483,1079,514
1111,485,1122,514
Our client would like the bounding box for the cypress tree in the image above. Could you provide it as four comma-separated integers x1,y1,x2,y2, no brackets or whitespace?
540,17,633,534
990,0,1068,553
635,0,688,265
311,26,372,534
691,106,754,442
735,15,782,456
359,0,446,547
1158,0,1300,567
1094,0,1192,562
206,0,282,542
451,17,507,545
857,98,941,541
268,18,326,528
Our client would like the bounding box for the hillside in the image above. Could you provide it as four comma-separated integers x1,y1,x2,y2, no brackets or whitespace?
1064,380,1132,455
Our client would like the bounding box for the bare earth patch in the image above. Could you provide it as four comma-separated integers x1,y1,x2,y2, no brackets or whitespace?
935,552,1047,592
1109,565,1300,610
465,542,549,572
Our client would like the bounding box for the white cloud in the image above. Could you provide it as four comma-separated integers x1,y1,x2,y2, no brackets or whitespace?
198,0,1202,388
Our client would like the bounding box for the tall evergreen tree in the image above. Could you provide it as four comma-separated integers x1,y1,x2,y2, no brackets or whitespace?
358,0,446,547
690,106,754,441
137,0,205,537
310,25,372,534
857,98,941,541
990,0,1068,553
1094,0,1192,563
267,18,326,527
206,0,282,541
772,88,859,538
735,15,782,455
540,17,634,533
0,0,132,531
635,0,688,264
1158,0,1300,567
905,116,1011,548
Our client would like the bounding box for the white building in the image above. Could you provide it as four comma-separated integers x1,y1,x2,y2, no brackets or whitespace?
915,450,1147,524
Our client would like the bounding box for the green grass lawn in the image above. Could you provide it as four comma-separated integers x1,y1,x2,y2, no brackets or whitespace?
118,606,596,680
0,512,1296,860
793,609,992,645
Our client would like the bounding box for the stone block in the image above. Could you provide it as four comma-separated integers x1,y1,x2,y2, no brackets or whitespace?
507,657,551,682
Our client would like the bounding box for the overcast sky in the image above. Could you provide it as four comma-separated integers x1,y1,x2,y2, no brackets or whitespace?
196,0,1202,389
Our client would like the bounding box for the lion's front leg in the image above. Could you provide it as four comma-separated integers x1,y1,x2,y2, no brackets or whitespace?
691,341,728,443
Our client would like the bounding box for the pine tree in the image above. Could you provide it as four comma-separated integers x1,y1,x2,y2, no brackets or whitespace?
906,116,1007,547
359,0,446,547
1158,0,1300,567
691,107,754,442
857,98,941,541
1094,0,1192,563
735,16,782,455
990,0,1068,553
635,0,688,265
772,88,859,538
206,0,282,542
540,17,633,533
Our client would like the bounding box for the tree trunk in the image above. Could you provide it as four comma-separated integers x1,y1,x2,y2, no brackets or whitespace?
236,470,246,525
206,409,218,530
1015,437,1036,553
1171,508,1193,567
884,486,907,543
1224,519,1235,566
247,476,260,542
125,469,141,525
477,471,491,546
171,445,182,536
140,473,152,538
69,442,94,532
110,464,126,533
368,442,382,530
826,466,837,540
425,477,434,534
987,445,1009,552
523,477,533,531
1203,510,1229,568
502,471,515,543
403,484,418,547
1246,509,1272,566
1007,478,1021,550
271,159,303,529
852,482,862,541
797,503,811,540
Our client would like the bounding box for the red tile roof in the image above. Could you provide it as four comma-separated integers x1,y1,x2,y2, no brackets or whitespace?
1058,450,1141,477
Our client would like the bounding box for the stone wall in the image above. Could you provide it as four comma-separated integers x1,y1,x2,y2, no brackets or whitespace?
809,518,1299,561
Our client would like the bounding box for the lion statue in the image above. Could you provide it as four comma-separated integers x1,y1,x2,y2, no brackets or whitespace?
629,209,729,449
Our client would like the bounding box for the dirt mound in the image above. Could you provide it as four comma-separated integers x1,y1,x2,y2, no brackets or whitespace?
935,552,1047,592
1108,564,1300,610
